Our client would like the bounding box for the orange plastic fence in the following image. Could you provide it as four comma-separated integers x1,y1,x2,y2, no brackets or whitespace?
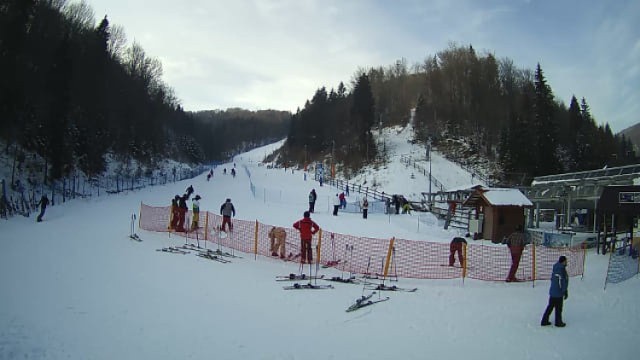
139,203,585,281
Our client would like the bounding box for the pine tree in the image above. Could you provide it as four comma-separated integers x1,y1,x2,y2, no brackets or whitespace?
533,63,559,175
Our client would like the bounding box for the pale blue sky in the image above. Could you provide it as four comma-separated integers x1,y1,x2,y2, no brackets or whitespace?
87,0,639,132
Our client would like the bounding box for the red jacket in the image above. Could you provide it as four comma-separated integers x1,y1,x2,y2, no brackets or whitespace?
293,217,319,240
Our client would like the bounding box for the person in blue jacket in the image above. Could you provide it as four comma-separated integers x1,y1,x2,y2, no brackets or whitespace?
541,255,569,327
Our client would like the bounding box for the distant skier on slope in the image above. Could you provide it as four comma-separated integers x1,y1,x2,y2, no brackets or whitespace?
36,194,49,222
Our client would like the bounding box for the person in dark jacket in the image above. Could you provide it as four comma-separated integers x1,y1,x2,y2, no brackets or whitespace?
176,194,188,232
393,195,400,214
293,211,320,264
449,235,468,267
168,195,179,230
220,198,236,232
541,256,569,327
308,189,317,213
36,194,49,222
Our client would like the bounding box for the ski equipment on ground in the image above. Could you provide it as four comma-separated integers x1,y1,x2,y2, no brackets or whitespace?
283,283,334,290
156,247,188,254
346,292,390,312
276,273,324,281
196,252,231,263
365,284,417,292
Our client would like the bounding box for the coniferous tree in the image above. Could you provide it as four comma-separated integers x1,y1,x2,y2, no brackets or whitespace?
533,63,559,175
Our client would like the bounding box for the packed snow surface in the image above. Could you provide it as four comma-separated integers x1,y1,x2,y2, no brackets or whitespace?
1,134,638,360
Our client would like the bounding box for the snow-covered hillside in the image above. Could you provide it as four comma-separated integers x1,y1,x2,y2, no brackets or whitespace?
344,125,483,200
0,139,638,360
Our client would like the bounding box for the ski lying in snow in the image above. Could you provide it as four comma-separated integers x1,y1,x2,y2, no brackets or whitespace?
276,274,324,281
365,284,417,292
196,252,231,263
181,244,241,258
321,260,341,268
323,276,361,284
283,283,334,290
208,248,242,258
156,247,188,254
439,264,473,270
129,234,142,242
346,293,390,312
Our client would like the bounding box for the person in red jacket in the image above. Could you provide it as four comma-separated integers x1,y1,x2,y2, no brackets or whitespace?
293,211,320,264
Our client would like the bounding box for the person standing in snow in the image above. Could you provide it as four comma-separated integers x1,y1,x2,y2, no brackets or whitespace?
541,256,569,327
345,184,349,196
505,225,527,282
332,194,341,216
168,195,179,230
268,226,287,258
220,198,236,232
185,185,194,199
393,195,401,214
36,194,49,222
191,195,201,230
293,211,320,264
361,197,369,219
449,235,468,267
176,194,188,232
308,189,317,213
339,192,346,209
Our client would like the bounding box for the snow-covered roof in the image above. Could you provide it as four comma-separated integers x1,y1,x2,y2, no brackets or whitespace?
481,188,533,207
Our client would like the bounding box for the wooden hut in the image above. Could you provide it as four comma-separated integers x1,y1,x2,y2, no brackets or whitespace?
463,187,533,243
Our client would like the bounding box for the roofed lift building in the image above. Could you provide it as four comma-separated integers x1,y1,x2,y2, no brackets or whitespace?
526,164,640,235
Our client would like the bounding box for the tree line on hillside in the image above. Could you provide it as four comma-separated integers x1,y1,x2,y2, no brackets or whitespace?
283,44,636,184
0,0,289,186
190,108,290,161
282,74,376,176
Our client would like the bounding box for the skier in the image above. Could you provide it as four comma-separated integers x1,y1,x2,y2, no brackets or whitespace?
361,197,369,219
191,195,201,230
541,256,569,327
220,198,236,232
345,184,349,196
268,226,287,258
185,185,194,199
393,195,400,214
449,235,468,267
293,211,320,264
176,194,188,232
36,194,49,222
308,189,317,213
339,192,346,209
168,195,178,230
231,168,236,178
332,194,341,216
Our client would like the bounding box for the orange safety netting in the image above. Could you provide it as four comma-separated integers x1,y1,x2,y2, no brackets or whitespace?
139,203,585,281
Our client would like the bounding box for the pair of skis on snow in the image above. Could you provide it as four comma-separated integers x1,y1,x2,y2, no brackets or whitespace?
346,292,390,312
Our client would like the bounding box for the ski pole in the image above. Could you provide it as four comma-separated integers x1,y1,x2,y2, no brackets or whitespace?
315,244,320,286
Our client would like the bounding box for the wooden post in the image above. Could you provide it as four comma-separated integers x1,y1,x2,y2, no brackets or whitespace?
383,237,396,278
